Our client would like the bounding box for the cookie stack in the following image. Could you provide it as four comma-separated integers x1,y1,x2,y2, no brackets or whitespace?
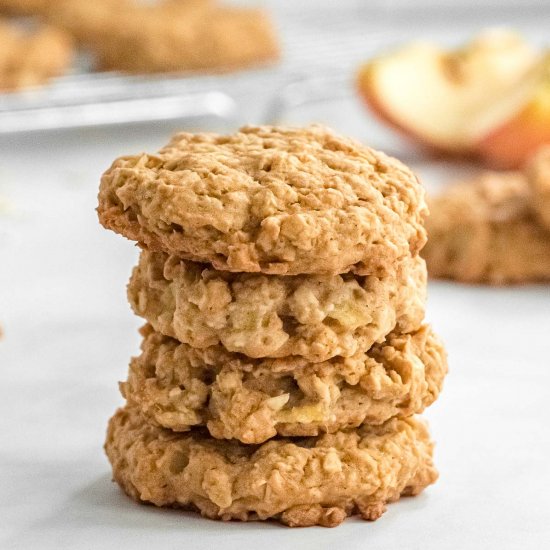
98,125,447,527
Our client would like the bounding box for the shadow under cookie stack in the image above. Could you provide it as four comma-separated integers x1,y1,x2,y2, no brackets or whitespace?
98,125,448,527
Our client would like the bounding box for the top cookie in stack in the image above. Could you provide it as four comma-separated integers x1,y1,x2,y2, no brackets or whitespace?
99,126,445,527
98,125,427,276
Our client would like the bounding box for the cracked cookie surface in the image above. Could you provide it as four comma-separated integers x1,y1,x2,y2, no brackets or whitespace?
122,324,447,444
98,125,427,275
105,406,437,527
127,250,427,361
423,171,550,284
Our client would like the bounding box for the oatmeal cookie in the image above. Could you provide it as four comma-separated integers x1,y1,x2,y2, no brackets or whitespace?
50,0,278,74
423,172,550,284
98,125,428,275
122,324,447,444
0,18,73,91
127,250,426,361
528,146,550,231
105,406,438,527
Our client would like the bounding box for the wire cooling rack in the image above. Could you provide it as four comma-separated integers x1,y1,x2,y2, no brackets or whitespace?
0,2,390,133
1,0,548,133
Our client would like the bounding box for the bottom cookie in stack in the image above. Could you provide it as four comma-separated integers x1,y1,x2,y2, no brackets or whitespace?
105,321,447,526
105,407,438,527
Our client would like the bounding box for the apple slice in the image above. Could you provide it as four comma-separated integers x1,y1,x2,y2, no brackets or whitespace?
476,53,550,169
358,29,539,155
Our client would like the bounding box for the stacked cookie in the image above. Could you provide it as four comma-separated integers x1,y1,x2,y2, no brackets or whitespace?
98,125,447,527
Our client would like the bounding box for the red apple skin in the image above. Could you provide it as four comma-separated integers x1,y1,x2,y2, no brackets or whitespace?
477,109,550,169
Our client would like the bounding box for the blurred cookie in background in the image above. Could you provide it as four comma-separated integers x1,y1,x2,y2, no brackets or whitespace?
0,0,57,16
423,167,550,285
528,146,550,231
48,0,279,74
0,18,73,91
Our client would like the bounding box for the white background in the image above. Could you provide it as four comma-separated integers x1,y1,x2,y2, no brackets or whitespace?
1,1,550,548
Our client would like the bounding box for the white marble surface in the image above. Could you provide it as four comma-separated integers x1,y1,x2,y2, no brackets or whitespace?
1,119,549,550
